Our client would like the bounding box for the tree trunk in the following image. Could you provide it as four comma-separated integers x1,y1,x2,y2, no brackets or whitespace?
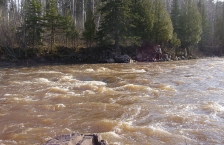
74,0,77,27
114,5,120,55
96,1,101,30
89,0,94,13
82,0,85,30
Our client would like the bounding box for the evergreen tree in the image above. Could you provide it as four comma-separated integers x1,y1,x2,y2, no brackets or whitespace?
43,0,64,52
170,32,181,48
171,0,180,36
129,0,154,44
179,0,202,51
152,0,173,44
96,0,132,54
215,2,224,54
66,22,79,49
24,0,43,49
65,15,79,49
198,0,211,52
82,8,96,47
169,0,182,53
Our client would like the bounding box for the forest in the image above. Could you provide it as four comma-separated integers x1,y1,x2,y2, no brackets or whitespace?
0,0,224,63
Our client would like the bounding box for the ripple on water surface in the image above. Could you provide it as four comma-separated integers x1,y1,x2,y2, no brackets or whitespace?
0,58,224,145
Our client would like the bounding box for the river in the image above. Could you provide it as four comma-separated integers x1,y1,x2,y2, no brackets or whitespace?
0,58,224,145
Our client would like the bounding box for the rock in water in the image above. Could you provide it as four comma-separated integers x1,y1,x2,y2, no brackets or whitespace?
43,133,108,145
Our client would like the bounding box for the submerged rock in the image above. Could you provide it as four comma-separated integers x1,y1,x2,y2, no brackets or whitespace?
43,133,108,145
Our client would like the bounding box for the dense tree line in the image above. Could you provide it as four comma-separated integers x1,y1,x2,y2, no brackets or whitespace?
0,0,224,59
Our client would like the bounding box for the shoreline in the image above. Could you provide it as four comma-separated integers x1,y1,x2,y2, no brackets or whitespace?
0,55,214,68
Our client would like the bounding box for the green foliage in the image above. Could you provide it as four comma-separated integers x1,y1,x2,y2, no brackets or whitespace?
96,0,132,51
43,0,67,51
179,0,202,48
66,22,79,47
152,0,173,44
66,23,79,40
24,0,43,48
63,12,79,49
82,9,96,47
171,0,180,36
129,0,154,44
215,3,224,51
198,0,211,51
170,32,181,47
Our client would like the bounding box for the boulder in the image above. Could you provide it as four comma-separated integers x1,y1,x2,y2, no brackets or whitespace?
136,43,157,62
43,133,108,145
162,54,170,61
114,54,132,63
106,58,115,63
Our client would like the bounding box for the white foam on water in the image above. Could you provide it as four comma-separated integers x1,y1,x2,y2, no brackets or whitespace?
176,65,190,69
10,96,39,102
96,67,114,73
84,68,95,72
0,140,17,145
67,91,81,96
4,93,18,97
95,86,118,94
8,80,32,85
73,80,107,91
109,98,116,103
201,102,224,113
150,83,177,92
123,68,146,73
42,104,66,111
153,65,164,72
85,80,107,86
60,75,75,82
148,125,171,135
36,70,62,74
35,78,51,83
121,106,141,123
83,90,96,95
101,131,122,139
55,104,66,108
115,84,152,92
0,98,6,101
47,86,69,94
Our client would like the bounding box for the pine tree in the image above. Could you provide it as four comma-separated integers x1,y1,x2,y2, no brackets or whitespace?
198,0,211,52
152,0,173,44
82,8,96,47
215,2,224,54
66,22,79,49
171,0,180,36
43,0,64,52
65,14,79,49
129,0,154,44
24,0,43,49
179,0,202,50
96,0,132,54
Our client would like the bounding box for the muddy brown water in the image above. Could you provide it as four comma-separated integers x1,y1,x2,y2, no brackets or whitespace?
0,58,224,145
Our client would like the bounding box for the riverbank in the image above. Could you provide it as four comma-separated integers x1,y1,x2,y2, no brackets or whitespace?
0,45,208,68
0,54,202,68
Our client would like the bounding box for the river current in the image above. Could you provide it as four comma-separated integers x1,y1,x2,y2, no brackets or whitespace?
0,58,224,145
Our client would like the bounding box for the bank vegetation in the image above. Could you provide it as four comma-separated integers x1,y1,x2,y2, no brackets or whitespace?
0,0,224,63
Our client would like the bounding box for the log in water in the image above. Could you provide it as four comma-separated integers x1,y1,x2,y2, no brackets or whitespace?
0,58,224,145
